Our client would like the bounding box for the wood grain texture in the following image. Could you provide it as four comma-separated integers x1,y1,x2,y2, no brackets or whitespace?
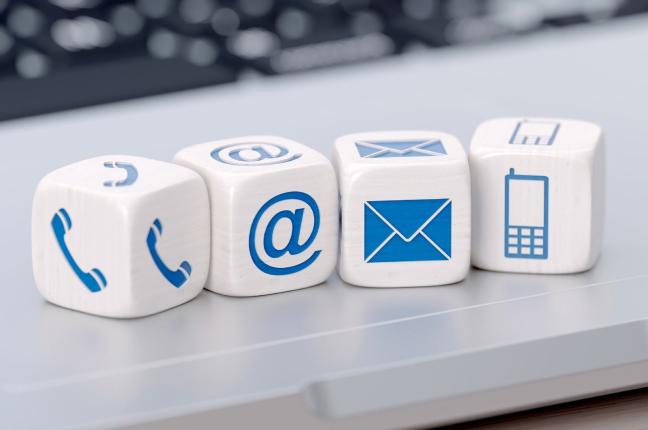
332,130,471,288
173,136,338,296
32,156,210,318
469,117,605,274
440,388,648,430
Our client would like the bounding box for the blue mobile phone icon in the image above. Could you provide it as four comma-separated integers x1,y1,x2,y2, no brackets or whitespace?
51,208,107,293
103,162,138,187
146,219,191,288
505,169,548,259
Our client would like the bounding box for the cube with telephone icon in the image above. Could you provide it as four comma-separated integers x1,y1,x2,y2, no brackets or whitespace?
32,156,210,318
469,117,606,274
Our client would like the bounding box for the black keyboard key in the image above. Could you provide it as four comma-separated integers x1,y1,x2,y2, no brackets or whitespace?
388,15,451,47
225,27,395,74
14,48,52,79
136,0,175,20
274,7,313,40
0,26,15,63
543,14,590,28
147,27,222,67
0,26,16,77
235,0,275,20
6,4,48,39
108,4,146,39
210,6,240,36
157,0,216,36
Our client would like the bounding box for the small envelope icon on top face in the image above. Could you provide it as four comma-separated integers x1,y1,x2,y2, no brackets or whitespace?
364,199,452,263
355,139,447,158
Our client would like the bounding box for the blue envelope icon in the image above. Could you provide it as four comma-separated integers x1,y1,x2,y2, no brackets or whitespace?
355,139,447,158
364,199,452,263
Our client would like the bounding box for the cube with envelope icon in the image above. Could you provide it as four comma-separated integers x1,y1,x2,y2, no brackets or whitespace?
332,131,471,287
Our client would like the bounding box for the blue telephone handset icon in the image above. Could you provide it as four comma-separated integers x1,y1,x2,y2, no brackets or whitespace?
51,209,107,293
103,162,138,187
146,219,191,288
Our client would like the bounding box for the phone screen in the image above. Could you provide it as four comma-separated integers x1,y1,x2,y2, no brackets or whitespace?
508,179,546,228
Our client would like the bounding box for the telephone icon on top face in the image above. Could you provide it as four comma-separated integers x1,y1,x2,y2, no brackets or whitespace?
51,208,107,293
146,219,191,288
103,162,138,187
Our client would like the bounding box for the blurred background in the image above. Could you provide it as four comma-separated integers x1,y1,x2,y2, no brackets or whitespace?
1,0,647,122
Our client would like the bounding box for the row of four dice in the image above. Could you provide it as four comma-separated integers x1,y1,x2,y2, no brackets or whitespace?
32,117,605,318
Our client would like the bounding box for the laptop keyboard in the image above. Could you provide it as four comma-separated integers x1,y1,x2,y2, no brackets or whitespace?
0,0,646,121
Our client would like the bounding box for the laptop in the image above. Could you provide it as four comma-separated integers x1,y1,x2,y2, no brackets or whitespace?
2,1,648,428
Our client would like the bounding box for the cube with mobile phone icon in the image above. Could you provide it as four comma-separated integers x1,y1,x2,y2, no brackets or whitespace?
32,156,210,318
469,117,606,274
333,131,471,288
173,136,338,297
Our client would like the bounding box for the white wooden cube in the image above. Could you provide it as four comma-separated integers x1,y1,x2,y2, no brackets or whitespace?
469,117,606,274
173,136,338,296
32,156,210,318
333,131,471,288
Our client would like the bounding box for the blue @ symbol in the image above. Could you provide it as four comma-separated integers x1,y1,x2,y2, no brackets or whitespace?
249,191,321,275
